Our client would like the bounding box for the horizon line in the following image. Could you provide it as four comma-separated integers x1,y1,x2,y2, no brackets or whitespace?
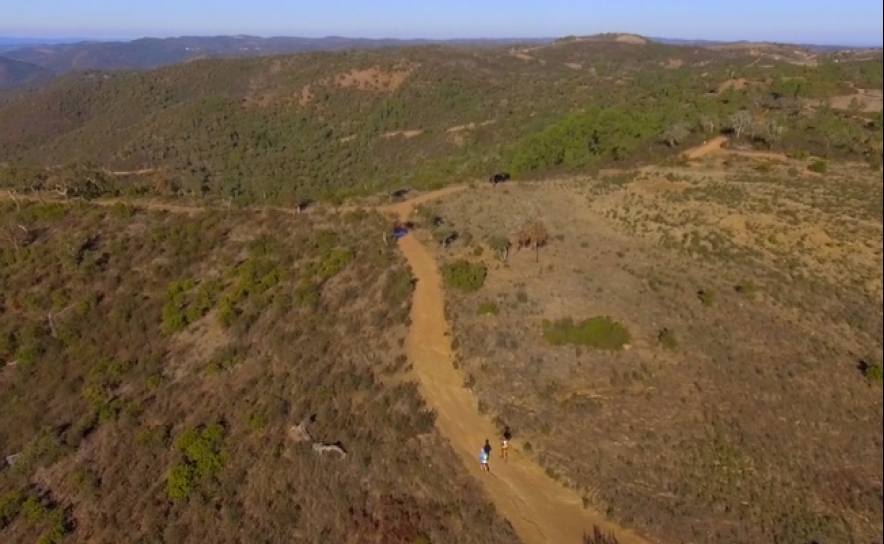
1,32,882,48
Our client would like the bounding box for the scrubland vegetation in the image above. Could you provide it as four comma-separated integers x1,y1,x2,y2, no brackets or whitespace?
0,200,519,544
0,33,882,544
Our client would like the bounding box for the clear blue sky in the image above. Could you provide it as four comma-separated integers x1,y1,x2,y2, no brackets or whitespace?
2,0,882,46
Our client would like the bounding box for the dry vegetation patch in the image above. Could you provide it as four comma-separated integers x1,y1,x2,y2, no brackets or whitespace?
330,65,414,92
0,200,520,544
420,169,882,544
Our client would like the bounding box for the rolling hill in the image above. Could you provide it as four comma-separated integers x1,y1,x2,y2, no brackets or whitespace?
0,56,53,89
0,35,879,204
0,31,882,544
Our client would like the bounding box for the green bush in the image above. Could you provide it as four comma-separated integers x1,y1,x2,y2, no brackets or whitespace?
698,290,716,307
542,316,631,350
477,301,500,316
442,260,487,292
807,160,827,174
0,489,25,528
166,423,228,500
864,363,883,384
658,328,678,350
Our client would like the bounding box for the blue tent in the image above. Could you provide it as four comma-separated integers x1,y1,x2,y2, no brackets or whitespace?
392,228,408,239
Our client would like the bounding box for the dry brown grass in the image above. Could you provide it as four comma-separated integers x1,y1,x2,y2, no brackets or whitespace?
381,129,424,139
417,157,883,544
613,35,647,45
827,89,884,112
331,65,414,93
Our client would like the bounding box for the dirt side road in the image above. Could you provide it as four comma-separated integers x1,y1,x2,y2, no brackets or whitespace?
382,190,653,544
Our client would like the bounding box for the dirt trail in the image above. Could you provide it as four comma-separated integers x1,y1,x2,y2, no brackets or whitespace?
381,186,654,544
682,136,792,162
684,135,729,159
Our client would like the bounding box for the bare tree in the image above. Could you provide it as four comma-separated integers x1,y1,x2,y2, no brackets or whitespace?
312,443,347,458
52,184,70,200
698,114,717,134
288,415,347,459
762,118,785,148
729,110,754,140
662,122,691,147
47,304,75,339
6,189,20,211
1,223,31,256
513,221,549,263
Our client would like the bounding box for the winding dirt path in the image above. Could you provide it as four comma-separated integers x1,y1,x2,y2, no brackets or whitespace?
379,187,653,544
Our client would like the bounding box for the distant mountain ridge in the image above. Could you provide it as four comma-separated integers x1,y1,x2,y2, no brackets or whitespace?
0,33,877,77
0,35,556,73
0,55,54,89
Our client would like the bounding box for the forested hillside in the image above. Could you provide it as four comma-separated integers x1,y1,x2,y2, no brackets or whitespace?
0,37,880,203
0,56,53,89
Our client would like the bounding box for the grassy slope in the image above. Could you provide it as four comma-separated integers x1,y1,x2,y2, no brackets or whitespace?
0,200,519,544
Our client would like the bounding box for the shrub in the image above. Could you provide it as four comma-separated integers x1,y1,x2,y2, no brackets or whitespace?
477,301,499,316
864,363,883,384
807,160,827,174
543,316,631,350
442,260,487,292
698,289,716,307
658,328,678,350
166,423,228,500
0,489,25,528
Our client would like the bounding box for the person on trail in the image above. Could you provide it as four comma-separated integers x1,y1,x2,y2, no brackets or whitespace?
479,448,490,472
500,434,509,462
483,439,492,458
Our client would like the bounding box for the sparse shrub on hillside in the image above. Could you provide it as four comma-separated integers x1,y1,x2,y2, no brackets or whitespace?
658,328,678,350
486,235,511,262
808,160,828,174
0,201,520,544
542,316,631,350
442,259,487,292
864,363,883,385
477,301,500,316
697,289,716,307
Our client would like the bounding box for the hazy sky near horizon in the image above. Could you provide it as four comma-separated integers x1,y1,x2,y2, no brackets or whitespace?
2,0,882,45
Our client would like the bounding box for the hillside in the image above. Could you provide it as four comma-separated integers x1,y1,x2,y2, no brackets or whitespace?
0,37,879,205
0,32,882,544
0,56,53,89
1,35,553,72
0,198,524,544
415,146,883,544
